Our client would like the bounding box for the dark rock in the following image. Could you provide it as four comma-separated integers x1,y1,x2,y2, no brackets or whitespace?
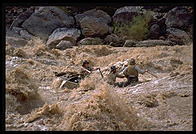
143,6,175,13
148,24,161,39
112,6,143,24
166,28,191,45
148,17,166,39
157,17,167,35
22,6,75,41
104,34,120,43
79,16,109,37
104,34,123,47
46,27,81,49
150,11,165,20
9,7,35,29
5,6,31,27
165,7,193,30
75,9,111,25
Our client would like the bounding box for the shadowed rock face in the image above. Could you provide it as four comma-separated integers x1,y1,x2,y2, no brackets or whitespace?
21,6,75,41
165,7,193,30
166,28,191,45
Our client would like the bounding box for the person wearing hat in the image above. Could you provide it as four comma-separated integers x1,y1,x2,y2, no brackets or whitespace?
120,58,147,87
80,60,100,78
105,65,124,86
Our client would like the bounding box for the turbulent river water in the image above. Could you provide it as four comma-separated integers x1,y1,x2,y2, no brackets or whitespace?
5,38,193,131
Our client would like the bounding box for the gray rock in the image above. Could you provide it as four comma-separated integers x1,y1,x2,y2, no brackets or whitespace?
78,37,104,45
6,36,28,48
165,7,192,30
104,34,123,47
113,6,143,24
46,27,81,49
166,28,191,45
6,26,35,41
22,6,75,41
124,40,137,47
104,34,119,43
19,29,34,40
136,40,174,47
148,24,161,39
56,40,73,50
80,16,109,37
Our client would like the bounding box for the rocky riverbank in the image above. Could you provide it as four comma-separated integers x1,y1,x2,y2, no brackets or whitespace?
5,5,193,131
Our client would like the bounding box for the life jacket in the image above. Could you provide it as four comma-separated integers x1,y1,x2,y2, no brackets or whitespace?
123,65,138,77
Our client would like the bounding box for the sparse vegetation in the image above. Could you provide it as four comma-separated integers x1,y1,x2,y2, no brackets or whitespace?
114,11,152,41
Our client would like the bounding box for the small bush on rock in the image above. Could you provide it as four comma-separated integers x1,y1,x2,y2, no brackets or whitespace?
113,11,152,41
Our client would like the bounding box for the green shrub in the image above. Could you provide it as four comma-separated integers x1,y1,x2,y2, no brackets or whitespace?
113,11,152,41
128,11,152,41
113,22,129,38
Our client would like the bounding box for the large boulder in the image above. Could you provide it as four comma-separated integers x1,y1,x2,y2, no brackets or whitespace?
148,17,167,39
112,6,143,24
79,16,110,37
75,9,111,37
46,27,81,49
75,9,112,25
22,6,75,41
165,7,193,30
166,28,192,45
